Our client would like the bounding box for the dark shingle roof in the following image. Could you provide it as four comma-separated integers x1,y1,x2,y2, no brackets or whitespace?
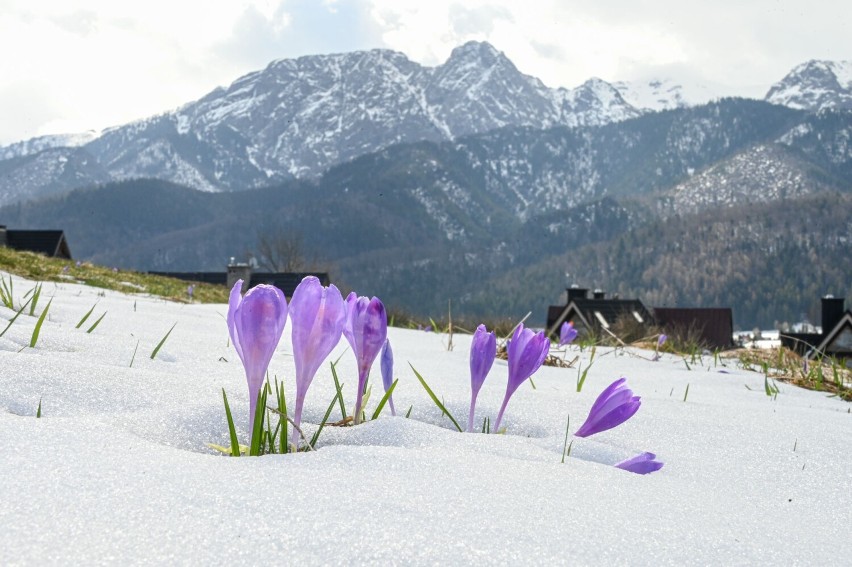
5,230,72,259
654,307,734,349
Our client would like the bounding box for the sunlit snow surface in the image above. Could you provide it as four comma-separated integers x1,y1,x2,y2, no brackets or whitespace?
1,273,850,564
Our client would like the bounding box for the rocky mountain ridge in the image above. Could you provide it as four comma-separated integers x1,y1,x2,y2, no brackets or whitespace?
2,44,849,207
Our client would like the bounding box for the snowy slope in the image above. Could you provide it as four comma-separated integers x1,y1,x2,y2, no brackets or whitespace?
1,272,851,564
766,60,852,111
614,78,720,111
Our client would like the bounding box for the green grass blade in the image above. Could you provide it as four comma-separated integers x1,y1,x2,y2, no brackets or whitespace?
36,397,42,418
28,284,42,316
561,414,571,463
0,296,33,338
764,375,772,396
0,276,13,308
529,376,537,390
683,383,690,402
405,405,413,418
150,322,177,359
249,387,267,456
309,388,342,448
29,297,52,348
576,346,596,392
129,339,140,367
86,312,106,333
76,303,97,329
409,362,462,432
222,389,240,457
276,378,288,454
371,379,399,420
331,361,347,419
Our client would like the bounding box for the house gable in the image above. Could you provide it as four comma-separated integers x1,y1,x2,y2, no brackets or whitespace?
815,311,852,358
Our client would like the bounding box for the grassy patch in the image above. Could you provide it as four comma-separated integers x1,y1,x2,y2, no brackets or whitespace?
0,247,228,303
728,347,851,402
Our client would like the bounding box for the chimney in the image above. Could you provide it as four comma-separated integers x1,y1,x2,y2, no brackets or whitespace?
566,286,588,303
821,295,845,335
593,289,606,300
227,258,252,294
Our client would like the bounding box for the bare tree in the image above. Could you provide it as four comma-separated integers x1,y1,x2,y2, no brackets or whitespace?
256,229,307,272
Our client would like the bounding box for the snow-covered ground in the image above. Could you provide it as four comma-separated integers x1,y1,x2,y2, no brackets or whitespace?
1,273,850,564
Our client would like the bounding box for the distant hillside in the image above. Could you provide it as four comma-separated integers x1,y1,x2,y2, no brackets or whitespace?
2,98,850,328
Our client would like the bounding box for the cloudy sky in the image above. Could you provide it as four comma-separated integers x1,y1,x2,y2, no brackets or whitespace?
1,0,850,145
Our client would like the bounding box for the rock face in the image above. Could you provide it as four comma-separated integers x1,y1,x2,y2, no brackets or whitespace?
765,60,852,111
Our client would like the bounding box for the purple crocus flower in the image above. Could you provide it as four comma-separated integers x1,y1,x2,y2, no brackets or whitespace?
468,324,496,432
343,292,388,423
289,276,346,448
559,321,578,346
653,334,668,361
187,284,195,300
574,377,641,438
493,324,549,431
227,280,288,440
614,452,664,474
380,339,396,416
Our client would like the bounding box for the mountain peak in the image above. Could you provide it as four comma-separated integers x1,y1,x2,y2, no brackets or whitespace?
446,41,504,66
765,59,852,111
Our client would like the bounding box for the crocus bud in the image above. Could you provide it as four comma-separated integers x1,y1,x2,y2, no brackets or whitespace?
343,292,387,423
227,280,288,441
574,377,641,438
493,324,549,431
614,452,664,474
468,324,496,432
289,276,346,448
559,321,578,346
380,339,396,416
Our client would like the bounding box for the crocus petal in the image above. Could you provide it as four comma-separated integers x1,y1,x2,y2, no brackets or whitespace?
574,377,641,438
506,324,549,396
380,339,396,416
345,293,388,423
470,324,497,396
291,277,345,389
559,321,578,346
658,334,668,347
227,281,288,437
468,324,497,432
227,280,245,364
615,452,664,474
494,324,549,431
289,276,345,447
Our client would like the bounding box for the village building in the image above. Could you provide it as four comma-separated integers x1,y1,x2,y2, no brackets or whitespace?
781,295,852,362
0,225,72,259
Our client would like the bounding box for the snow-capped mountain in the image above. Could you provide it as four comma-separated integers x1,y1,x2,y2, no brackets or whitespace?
0,131,100,161
613,78,719,112
0,41,643,204
765,60,852,111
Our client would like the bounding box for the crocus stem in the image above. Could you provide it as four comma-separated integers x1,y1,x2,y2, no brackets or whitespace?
290,394,306,449
493,395,511,432
248,388,258,443
353,370,368,424
388,397,396,417
467,394,478,432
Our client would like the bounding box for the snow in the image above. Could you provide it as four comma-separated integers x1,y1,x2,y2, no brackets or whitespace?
2,272,851,564
614,78,722,112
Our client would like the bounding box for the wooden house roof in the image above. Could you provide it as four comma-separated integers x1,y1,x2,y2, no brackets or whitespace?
5,230,72,259
653,307,734,349
547,298,652,338
815,310,852,358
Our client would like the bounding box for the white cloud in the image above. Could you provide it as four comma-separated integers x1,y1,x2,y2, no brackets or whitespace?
1,0,852,144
